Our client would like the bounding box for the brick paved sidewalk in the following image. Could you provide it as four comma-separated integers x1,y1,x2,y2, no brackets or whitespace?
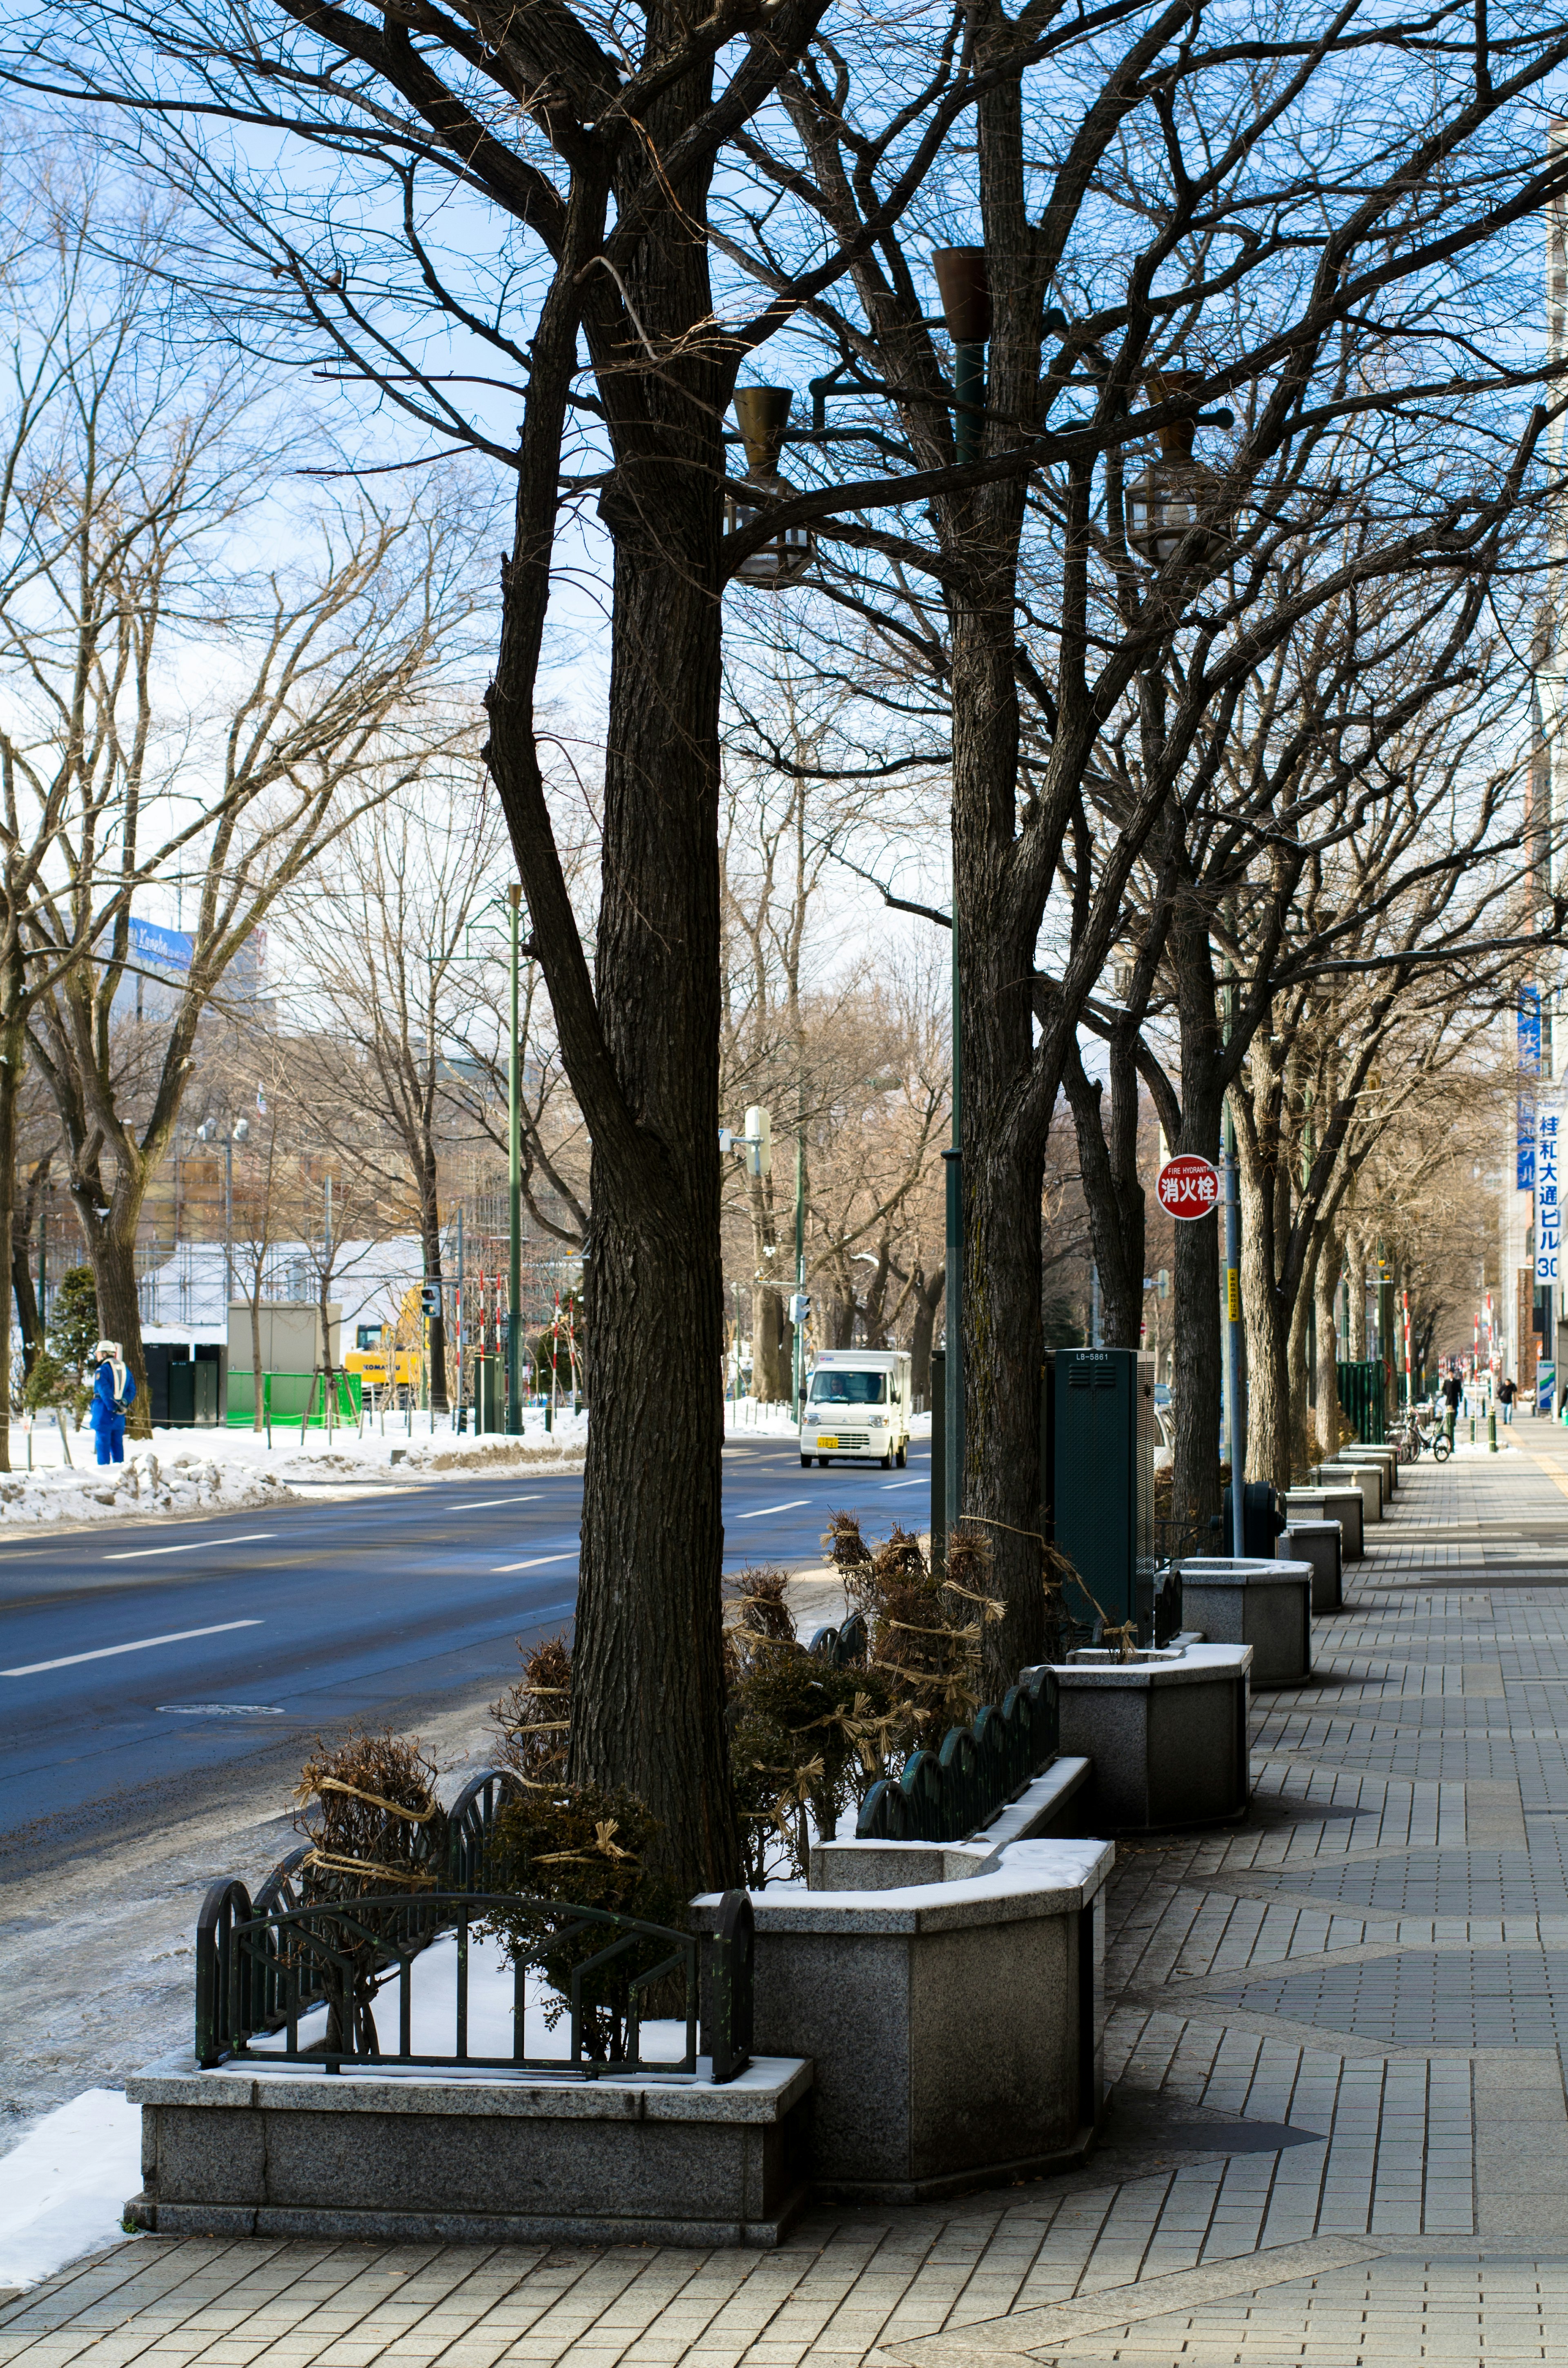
11,1439,1568,2366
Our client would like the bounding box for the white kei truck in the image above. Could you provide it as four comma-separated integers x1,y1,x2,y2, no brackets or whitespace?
798,1348,914,1470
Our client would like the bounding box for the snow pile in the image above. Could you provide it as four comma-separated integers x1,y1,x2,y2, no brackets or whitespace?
0,1446,295,1527
0,2089,142,2289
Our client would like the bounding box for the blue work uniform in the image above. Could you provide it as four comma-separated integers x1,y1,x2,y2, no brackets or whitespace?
89,1358,135,1465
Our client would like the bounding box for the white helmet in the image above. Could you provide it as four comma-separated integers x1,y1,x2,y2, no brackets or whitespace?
94,1340,122,1361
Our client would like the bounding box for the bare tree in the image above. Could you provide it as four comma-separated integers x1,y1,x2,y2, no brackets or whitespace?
0,240,484,1431
283,773,509,1413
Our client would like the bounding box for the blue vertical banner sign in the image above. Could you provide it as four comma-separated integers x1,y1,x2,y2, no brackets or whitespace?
1521,984,1542,1191
1538,1102,1561,1284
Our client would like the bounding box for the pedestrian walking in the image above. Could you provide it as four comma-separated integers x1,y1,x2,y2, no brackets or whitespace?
1441,1369,1463,1446
1499,1376,1517,1427
88,1339,135,1466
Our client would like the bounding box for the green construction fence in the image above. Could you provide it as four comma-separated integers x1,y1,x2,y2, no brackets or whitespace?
226,1369,362,1428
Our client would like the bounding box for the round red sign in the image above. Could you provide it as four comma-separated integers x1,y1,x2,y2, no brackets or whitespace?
1156,1153,1220,1219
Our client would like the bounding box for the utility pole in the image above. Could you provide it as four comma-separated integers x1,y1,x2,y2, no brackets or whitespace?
507,885,523,1433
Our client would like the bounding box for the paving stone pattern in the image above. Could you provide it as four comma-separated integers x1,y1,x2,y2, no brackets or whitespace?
15,1441,1568,2362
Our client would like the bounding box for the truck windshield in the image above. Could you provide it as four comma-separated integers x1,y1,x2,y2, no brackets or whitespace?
809,1371,887,1405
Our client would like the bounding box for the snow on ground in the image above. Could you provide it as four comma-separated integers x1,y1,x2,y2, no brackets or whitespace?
0,1408,590,1527
0,2089,142,2290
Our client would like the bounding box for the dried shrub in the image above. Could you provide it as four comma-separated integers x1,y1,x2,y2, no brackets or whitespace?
294,1728,447,1894
292,1730,448,2052
730,1648,900,1886
485,1784,683,2063
829,1513,1002,1744
491,1634,572,1786
722,1567,796,1690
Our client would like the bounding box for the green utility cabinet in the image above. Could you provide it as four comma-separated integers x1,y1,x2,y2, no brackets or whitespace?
474,1355,503,1434
1336,1358,1386,1446
1046,1347,1157,1641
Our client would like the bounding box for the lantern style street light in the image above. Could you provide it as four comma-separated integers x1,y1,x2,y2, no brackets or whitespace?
725,387,814,587
1125,368,1236,566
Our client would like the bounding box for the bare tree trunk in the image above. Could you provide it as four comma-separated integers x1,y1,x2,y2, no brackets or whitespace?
0,994,22,1471
1345,1232,1368,1357
1315,1232,1342,1460
908,1264,944,1406
955,611,1047,1689
750,1282,786,1401
1287,1249,1316,1479
1238,1147,1292,1489
10,1164,41,1387
568,509,737,1884
1167,908,1225,1534
1063,1034,1146,1350
82,1217,150,1440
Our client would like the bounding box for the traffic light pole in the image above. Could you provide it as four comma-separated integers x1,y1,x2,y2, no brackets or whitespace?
506,885,523,1434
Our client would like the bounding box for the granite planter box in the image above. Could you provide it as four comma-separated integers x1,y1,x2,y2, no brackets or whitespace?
807,1755,1092,1891
1286,1485,1363,1561
1357,1445,1398,1497
1051,1643,1251,1834
1281,1520,1342,1612
693,1838,1111,2203
126,2055,813,2248
1178,1558,1312,1687
1313,1461,1383,1521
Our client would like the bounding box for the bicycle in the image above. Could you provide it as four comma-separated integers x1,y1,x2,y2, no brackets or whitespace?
1390,1409,1451,1463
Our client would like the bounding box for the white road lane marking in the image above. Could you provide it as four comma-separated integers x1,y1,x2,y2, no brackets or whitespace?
444,1495,544,1512
105,1533,277,1561
880,1479,922,1489
492,1551,579,1573
734,1500,810,1519
3,1619,263,1677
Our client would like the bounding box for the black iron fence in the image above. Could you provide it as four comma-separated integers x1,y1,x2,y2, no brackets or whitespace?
853,1664,1059,1844
194,1881,755,2085
808,1610,869,1667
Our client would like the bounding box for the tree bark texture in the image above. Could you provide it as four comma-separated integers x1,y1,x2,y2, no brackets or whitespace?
485,45,739,1889
951,584,1048,1694
908,1264,944,1407
1315,1233,1343,1459
1237,1141,1292,1490
1063,1033,1146,1351
0,1004,21,1474
10,1153,43,1387
1166,910,1225,1533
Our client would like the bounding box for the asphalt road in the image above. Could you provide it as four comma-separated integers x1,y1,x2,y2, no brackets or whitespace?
0,1433,932,1844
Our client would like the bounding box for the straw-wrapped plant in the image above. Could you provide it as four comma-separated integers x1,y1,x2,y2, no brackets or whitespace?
490,1634,572,1786
728,1638,900,1885
484,1783,683,2063
831,1515,1003,1750
292,1729,448,2051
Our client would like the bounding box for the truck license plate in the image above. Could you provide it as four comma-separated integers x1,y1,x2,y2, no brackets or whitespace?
817,1435,838,1449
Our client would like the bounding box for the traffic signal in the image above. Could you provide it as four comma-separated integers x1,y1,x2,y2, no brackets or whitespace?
789,1291,811,1325
420,1283,441,1316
